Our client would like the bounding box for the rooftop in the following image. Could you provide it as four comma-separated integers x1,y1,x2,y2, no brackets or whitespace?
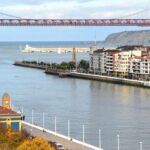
0,106,19,115
2,93,10,98
117,45,146,51
93,48,120,53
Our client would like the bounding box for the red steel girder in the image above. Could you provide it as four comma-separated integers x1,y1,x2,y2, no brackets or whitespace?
0,19,150,26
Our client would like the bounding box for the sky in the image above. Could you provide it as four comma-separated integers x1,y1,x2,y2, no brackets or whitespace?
0,0,150,41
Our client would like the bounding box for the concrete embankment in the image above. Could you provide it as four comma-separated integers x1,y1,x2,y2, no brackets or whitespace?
14,61,150,88
69,72,150,88
14,61,46,70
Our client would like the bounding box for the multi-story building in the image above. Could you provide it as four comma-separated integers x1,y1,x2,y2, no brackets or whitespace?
89,45,150,78
0,93,23,131
89,48,106,74
113,50,142,77
129,56,150,80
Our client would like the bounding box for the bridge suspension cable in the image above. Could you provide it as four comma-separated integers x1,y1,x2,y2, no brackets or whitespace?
0,12,21,19
117,8,150,19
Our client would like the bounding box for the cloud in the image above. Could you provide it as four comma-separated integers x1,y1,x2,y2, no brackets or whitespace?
0,0,149,19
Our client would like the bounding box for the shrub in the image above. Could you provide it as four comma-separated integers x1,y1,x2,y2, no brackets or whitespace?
17,137,54,150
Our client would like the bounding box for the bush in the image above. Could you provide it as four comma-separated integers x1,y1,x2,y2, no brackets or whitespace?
0,127,27,150
17,137,55,150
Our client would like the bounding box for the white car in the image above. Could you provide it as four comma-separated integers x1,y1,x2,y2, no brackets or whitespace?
55,143,65,150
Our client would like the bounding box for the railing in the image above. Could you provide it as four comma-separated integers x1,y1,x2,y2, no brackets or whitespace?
23,121,103,150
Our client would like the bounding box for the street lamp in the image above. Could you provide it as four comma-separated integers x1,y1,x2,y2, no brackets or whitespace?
82,125,85,145
32,109,34,125
99,129,101,148
117,135,120,150
140,142,143,150
43,112,45,129
55,117,57,135
68,120,70,138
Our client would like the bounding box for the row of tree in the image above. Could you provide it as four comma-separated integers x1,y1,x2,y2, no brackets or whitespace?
22,60,89,71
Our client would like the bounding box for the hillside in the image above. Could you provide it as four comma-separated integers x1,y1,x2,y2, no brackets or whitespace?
99,30,150,48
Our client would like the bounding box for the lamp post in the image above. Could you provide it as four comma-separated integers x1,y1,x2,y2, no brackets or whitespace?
43,112,45,129
82,125,85,145
32,109,34,125
21,107,24,116
140,142,143,150
117,135,120,150
55,117,57,135
68,120,70,138
99,129,101,148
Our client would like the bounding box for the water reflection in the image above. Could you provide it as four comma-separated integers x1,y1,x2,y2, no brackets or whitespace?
0,43,150,150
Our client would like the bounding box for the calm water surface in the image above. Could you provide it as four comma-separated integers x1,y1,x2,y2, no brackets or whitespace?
0,42,150,150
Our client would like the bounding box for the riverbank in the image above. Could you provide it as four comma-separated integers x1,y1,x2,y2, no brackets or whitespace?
14,61,150,88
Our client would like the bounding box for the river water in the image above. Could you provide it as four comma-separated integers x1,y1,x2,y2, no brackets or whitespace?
0,42,150,150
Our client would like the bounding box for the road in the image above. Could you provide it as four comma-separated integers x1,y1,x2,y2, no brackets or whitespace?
23,122,102,150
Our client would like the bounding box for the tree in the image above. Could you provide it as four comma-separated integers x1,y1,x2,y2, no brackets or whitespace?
67,61,76,70
0,127,27,150
17,137,55,150
79,60,89,71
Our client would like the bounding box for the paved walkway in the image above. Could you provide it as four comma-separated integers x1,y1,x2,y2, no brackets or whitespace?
23,122,102,150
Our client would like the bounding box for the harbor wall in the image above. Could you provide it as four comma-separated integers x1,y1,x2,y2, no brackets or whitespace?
69,72,150,88
14,61,46,70
14,61,150,88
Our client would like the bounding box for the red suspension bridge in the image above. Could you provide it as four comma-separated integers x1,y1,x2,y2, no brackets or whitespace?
0,19,150,26
0,11,150,26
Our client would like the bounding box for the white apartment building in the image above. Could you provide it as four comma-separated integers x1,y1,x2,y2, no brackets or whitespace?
89,49,107,74
129,56,150,79
113,50,142,77
89,45,150,78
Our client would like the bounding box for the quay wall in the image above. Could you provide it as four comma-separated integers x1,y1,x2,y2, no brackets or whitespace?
69,72,150,88
14,61,150,88
14,61,46,70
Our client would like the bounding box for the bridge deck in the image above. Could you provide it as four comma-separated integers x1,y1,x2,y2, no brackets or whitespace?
0,19,150,26
23,121,102,150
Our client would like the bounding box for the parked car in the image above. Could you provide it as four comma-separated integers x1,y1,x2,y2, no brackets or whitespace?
55,143,65,150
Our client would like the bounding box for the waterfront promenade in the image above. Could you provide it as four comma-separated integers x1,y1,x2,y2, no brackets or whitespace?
23,121,102,150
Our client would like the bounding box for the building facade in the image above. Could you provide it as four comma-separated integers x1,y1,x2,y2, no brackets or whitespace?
89,49,107,74
89,45,150,79
0,93,22,131
129,56,150,80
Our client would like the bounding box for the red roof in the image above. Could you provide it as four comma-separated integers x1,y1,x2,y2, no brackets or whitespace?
0,106,19,115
